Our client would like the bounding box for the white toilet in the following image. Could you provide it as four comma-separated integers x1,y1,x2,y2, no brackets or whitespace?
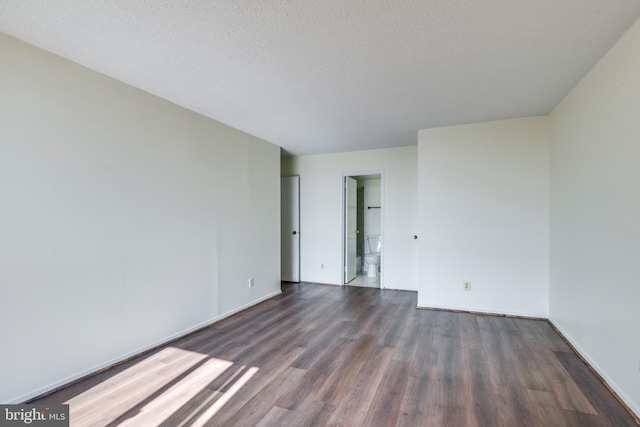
363,235,381,277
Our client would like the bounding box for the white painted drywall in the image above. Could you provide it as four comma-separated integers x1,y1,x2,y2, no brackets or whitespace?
549,18,640,416
281,146,418,290
0,33,281,403
363,179,382,241
418,117,550,317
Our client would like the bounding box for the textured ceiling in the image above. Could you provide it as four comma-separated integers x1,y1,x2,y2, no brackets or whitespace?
1,1,640,156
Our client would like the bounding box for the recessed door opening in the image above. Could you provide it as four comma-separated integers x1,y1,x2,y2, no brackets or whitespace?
342,172,383,289
281,176,300,283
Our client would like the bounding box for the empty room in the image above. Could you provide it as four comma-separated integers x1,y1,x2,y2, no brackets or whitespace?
1,1,639,426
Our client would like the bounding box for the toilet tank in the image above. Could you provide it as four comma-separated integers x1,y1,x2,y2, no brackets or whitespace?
366,235,381,253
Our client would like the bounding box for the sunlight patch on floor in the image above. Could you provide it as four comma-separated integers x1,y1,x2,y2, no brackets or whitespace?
65,347,206,424
118,357,233,426
189,365,259,427
62,347,259,426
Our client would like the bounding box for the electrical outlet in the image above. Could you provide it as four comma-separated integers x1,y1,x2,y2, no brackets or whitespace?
463,281,471,291
249,277,255,288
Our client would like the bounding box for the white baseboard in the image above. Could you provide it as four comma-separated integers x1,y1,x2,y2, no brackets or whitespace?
548,318,640,420
10,289,282,404
298,281,340,286
416,302,547,319
383,285,417,292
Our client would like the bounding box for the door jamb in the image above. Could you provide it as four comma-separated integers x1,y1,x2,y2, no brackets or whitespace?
340,170,385,288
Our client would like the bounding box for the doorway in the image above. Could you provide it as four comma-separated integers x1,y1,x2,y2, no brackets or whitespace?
342,172,383,288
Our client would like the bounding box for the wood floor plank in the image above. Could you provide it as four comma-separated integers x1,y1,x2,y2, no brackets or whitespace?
28,282,637,426
360,359,410,427
224,367,307,427
391,307,421,362
324,346,393,426
196,349,304,426
554,351,638,426
254,406,295,427
524,388,589,427
289,320,353,370
284,396,336,427
274,369,328,411
396,375,428,427
463,348,500,426
315,334,378,405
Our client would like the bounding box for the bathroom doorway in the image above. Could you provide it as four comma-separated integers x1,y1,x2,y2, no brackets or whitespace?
342,171,383,288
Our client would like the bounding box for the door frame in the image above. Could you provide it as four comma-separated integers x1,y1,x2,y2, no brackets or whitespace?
281,176,300,282
340,170,385,288
344,177,358,284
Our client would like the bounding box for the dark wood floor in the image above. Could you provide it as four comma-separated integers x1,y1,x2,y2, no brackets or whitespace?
32,282,637,426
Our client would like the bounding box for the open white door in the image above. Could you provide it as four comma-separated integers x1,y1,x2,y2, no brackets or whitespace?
344,177,357,283
281,176,300,282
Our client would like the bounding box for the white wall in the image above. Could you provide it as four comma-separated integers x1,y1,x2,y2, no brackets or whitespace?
282,146,417,290
418,117,549,317
362,179,382,240
0,33,281,403
550,18,640,416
